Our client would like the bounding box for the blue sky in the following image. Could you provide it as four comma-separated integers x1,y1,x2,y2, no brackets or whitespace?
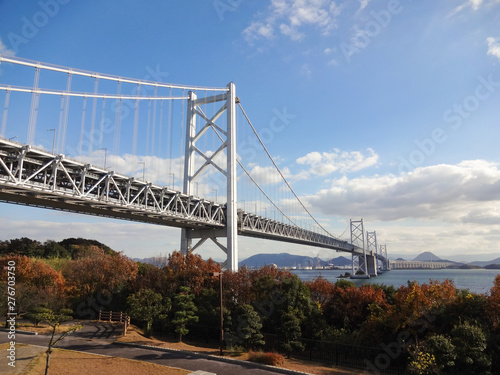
1,0,500,262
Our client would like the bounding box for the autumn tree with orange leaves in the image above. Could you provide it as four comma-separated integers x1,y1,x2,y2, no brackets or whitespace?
0,255,67,315
63,247,138,306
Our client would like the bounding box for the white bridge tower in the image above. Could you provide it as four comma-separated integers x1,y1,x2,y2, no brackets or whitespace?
180,83,239,271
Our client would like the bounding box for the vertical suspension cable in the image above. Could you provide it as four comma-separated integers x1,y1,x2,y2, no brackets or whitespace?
146,98,152,156
27,66,41,145
132,84,140,156
99,97,107,152
167,88,173,178
1,89,11,137
151,85,158,155
57,93,65,153
158,98,164,179
79,96,87,154
89,77,99,155
113,81,122,156
60,72,72,153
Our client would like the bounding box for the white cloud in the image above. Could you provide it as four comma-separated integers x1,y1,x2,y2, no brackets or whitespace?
487,37,500,61
358,0,371,12
243,0,342,43
449,0,500,17
296,148,378,175
303,160,500,223
243,21,275,43
0,38,15,57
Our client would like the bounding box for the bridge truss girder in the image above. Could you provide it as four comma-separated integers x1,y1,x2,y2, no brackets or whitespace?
0,139,225,229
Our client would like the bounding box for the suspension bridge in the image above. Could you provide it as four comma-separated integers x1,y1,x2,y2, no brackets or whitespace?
0,55,390,275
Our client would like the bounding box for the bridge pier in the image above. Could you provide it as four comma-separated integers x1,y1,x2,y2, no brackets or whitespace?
366,254,378,277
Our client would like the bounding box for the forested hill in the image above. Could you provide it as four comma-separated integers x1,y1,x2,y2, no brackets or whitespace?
0,237,117,258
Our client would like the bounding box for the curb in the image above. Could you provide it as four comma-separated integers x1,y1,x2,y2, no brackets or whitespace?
0,327,38,335
114,341,311,375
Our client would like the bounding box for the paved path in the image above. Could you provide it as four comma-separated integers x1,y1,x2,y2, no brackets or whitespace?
0,322,303,375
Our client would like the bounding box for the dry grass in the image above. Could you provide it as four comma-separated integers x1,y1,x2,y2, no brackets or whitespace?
118,325,362,375
26,348,190,375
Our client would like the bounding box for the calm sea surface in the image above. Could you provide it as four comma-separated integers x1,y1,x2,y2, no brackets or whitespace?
291,269,500,295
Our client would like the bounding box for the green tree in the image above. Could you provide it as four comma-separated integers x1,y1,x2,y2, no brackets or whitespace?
279,306,304,356
450,322,491,374
172,286,198,342
227,304,264,350
424,334,456,372
127,289,170,336
43,240,70,258
25,306,52,327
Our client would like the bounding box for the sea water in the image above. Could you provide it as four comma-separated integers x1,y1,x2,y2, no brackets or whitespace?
291,268,500,295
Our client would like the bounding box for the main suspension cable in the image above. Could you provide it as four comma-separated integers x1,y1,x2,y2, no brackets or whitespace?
238,101,336,238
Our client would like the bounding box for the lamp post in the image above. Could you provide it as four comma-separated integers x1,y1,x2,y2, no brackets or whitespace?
8,136,17,141
47,128,56,153
99,147,107,169
209,271,223,356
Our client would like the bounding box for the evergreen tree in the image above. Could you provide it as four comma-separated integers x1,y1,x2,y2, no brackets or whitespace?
127,289,170,336
172,286,198,342
228,304,264,350
279,306,305,356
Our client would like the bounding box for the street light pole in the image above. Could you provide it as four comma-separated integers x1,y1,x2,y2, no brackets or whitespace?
209,271,223,355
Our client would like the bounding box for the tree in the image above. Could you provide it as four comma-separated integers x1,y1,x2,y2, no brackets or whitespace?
279,306,304,356
63,249,138,303
305,277,335,307
0,256,67,316
43,240,70,258
164,251,220,296
227,304,264,350
450,321,491,374
172,286,198,342
2,237,44,257
127,289,170,335
423,334,456,373
25,306,52,327
487,274,500,331
41,308,81,375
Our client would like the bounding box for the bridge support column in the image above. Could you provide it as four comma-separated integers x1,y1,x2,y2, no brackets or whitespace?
350,219,369,279
366,254,378,277
380,244,391,271
180,83,239,271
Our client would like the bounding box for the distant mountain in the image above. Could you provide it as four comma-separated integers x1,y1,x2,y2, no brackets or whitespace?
239,253,351,268
470,256,500,267
413,252,444,262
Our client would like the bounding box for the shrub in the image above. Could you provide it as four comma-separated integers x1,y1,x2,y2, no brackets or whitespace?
248,351,285,366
